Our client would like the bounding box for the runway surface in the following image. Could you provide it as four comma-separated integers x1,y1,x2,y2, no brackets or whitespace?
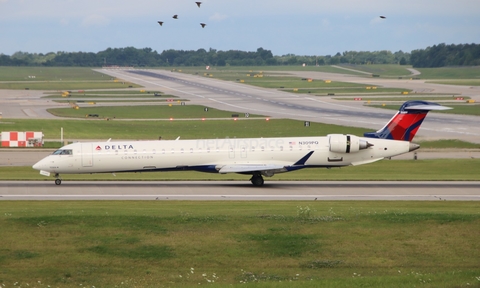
1,181,479,201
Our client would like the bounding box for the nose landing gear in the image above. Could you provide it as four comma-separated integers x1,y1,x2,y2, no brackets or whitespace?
54,173,62,185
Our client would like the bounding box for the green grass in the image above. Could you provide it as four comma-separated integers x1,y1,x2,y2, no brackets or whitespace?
0,118,370,140
334,64,416,77
330,65,480,81
44,90,167,98
0,81,141,90
0,67,106,81
46,105,266,119
0,67,141,90
284,87,408,95
337,95,470,101
169,65,360,74
415,66,480,80
1,116,478,148
417,139,480,149
0,201,479,287
180,70,370,89
428,79,480,86
3,159,480,181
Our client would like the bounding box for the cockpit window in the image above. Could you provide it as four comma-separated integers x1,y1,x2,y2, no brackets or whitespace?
53,149,73,155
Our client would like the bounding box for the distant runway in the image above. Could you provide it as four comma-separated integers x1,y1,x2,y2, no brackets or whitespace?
1,181,479,200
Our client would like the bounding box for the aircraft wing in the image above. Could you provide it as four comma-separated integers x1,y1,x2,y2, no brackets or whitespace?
218,164,286,173
217,151,315,173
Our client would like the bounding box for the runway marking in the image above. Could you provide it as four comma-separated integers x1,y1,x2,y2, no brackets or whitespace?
2,195,479,199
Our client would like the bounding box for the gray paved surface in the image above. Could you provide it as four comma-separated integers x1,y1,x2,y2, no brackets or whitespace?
1,181,479,201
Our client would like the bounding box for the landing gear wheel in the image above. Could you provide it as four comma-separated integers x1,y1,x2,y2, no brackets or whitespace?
55,179,62,185
250,175,264,187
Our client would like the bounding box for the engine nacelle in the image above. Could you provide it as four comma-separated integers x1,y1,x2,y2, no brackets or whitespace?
328,134,373,153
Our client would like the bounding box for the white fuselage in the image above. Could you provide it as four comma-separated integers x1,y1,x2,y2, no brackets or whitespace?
32,134,413,176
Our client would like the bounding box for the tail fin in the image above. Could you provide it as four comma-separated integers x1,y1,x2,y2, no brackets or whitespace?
364,100,451,141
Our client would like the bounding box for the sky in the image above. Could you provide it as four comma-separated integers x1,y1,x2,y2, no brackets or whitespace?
1,0,479,56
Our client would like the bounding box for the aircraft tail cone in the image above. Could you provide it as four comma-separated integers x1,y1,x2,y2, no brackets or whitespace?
409,142,420,152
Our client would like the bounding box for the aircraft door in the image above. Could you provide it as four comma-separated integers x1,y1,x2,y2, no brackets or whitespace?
229,146,235,159
81,143,94,167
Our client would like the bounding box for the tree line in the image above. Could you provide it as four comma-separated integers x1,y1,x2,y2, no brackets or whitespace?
0,43,478,67
410,43,480,67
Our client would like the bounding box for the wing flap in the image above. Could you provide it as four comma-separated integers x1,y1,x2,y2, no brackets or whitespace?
218,164,285,173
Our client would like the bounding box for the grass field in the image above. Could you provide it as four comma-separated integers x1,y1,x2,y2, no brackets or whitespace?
0,118,370,140
0,67,141,90
337,96,471,101
1,201,479,288
47,105,266,119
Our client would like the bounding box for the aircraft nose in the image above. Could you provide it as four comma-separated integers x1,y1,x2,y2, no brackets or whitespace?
32,159,46,171
32,161,41,170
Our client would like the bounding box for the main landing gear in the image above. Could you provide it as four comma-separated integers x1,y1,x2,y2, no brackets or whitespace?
250,172,264,187
54,173,62,185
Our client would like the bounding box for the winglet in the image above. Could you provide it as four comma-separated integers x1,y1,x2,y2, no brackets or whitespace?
364,100,451,141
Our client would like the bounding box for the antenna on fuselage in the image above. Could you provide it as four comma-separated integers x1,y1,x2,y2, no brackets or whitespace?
175,136,180,140
107,138,111,142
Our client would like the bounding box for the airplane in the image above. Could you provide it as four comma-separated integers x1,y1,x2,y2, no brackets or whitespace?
196,2,202,7
200,23,206,28
32,100,450,187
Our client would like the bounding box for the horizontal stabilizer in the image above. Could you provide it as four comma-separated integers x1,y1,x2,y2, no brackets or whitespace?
403,104,452,111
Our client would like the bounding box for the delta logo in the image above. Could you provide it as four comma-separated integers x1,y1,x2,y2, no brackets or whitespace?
104,144,134,150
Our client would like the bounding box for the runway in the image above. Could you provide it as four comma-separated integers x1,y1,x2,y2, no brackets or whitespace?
1,181,479,201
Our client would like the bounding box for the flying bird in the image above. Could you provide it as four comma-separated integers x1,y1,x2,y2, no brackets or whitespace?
157,21,163,26
173,14,178,19
380,16,386,19
196,2,202,7
200,23,206,28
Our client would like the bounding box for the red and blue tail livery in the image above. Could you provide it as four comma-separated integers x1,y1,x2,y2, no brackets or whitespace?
364,100,451,141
